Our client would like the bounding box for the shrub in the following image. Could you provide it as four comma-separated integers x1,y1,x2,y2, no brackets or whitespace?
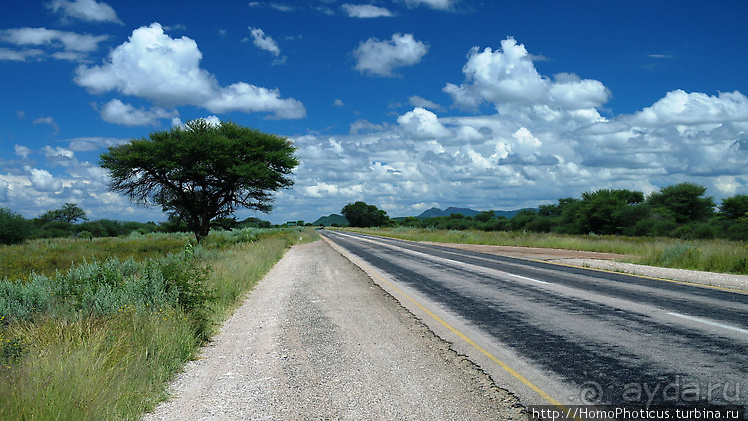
0,274,56,323
0,208,33,245
726,221,748,241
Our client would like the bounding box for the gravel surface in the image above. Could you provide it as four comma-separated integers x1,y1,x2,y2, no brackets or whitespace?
143,240,526,420
546,258,748,291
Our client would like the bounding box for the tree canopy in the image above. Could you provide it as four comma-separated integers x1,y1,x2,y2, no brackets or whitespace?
719,194,748,220
341,202,388,227
38,203,87,224
100,120,298,242
647,183,714,224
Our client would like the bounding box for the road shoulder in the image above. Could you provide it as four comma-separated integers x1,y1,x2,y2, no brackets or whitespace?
143,239,526,420
428,241,748,292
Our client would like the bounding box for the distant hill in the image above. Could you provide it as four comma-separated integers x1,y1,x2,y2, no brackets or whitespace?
314,208,530,226
415,207,523,219
417,207,446,219
312,214,349,226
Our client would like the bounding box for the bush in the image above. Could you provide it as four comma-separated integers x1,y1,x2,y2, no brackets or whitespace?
0,208,33,245
0,274,56,322
0,254,212,337
726,221,748,241
625,217,678,237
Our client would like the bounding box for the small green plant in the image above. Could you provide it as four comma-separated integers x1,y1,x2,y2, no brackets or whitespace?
0,334,26,368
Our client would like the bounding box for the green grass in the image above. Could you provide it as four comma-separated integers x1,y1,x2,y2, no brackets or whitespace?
0,227,318,421
344,227,748,275
0,233,195,281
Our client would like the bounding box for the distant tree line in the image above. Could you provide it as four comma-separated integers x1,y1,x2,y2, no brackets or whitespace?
0,203,274,245
340,183,748,241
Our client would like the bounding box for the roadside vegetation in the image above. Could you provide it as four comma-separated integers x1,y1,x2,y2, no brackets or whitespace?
0,202,278,247
336,183,748,243
0,227,318,420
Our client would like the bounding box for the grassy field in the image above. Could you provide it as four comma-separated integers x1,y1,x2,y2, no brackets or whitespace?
0,227,318,420
345,227,748,275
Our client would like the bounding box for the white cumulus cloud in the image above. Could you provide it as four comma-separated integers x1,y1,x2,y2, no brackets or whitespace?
204,82,305,118
342,4,394,18
28,168,63,192
630,90,748,126
74,23,305,119
397,107,451,139
353,33,428,77
98,99,178,126
444,37,610,111
46,0,122,24
272,37,748,221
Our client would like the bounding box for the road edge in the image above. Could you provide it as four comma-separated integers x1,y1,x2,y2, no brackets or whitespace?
319,234,533,416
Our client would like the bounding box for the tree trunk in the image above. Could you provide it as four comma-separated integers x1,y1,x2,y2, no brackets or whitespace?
193,223,211,244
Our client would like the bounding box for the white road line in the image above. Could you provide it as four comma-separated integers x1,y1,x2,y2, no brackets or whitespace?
667,312,748,335
332,231,550,286
510,274,549,285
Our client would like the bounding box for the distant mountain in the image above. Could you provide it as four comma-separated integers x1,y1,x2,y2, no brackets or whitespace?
312,214,349,226
443,207,481,217
415,207,525,219
314,208,530,226
417,207,445,219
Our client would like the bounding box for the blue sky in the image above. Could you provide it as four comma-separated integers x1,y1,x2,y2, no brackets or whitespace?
1,0,748,224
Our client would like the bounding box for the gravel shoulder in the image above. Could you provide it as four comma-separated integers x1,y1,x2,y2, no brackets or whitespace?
143,239,526,420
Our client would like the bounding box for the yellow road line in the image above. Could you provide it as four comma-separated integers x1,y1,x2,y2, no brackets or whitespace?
320,234,572,413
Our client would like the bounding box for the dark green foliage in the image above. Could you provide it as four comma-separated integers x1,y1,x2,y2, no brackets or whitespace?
576,189,645,235
37,203,87,224
726,221,748,241
509,209,538,231
720,194,748,219
312,214,349,227
341,202,389,227
647,183,715,224
474,210,495,223
479,216,511,231
238,217,272,229
156,259,214,340
100,120,298,242
211,217,239,231
384,182,746,240
0,208,33,245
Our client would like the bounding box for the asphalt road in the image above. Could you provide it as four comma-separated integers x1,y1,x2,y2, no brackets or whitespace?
319,230,748,410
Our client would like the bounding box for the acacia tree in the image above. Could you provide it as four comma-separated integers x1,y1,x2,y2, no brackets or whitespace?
647,183,714,224
100,120,298,242
38,203,87,224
